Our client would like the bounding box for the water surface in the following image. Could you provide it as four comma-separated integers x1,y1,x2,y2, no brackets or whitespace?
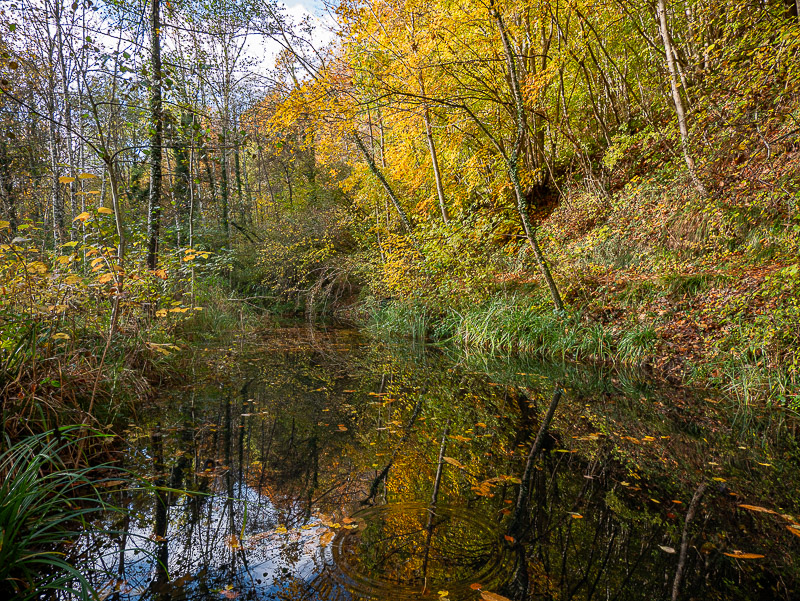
89,326,800,600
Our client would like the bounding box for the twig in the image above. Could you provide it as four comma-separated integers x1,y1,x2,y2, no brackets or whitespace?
672,482,708,601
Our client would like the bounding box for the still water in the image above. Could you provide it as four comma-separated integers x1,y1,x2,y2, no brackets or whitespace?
87,326,800,600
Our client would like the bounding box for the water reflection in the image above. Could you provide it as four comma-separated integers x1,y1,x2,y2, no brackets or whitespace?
88,327,800,601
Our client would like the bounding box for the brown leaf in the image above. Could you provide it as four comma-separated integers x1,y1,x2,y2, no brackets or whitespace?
481,592,512,601
787,525,800,538
723,551,765,559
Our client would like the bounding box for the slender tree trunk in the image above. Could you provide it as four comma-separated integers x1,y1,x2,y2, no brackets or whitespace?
0,141,17,234
220,130,231,245
656,0,707,196
422,105,448,223
353,132,412,233
492,0,564,312
146,0,163,269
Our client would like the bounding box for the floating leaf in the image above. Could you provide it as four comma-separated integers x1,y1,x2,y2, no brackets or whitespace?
504,535,515,543
481,592,512,601
738,504,777,515
337,424,348,431
320,530,335,546
443,456,466,470
470,583,483,590
568,512,583,519
723,551,765,559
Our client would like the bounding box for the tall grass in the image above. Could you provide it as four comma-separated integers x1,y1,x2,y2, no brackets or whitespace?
364,295,656,366
0,428,122,600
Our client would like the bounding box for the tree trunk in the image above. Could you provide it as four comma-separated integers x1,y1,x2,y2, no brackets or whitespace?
419,77,448,223
146,0,163,269
353,132,413,233
656,0,707,196
492,0,564,312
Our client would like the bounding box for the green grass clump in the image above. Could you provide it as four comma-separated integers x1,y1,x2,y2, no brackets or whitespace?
0,428,121,600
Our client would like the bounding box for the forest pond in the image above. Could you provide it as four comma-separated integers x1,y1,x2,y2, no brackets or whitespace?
87,326,800,600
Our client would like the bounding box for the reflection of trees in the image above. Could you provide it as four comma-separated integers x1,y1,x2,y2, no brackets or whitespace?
88,331,800,601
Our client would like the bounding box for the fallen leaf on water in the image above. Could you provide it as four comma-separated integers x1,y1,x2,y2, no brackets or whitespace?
337,425,348,431
738,504,777,515
658,545,676,554
481,592,512,601
342,517,354,524
319,531,335,546
443,457,466,470
470,583,483,590
723,551,765,559
568,513,583,519
504,535,515,543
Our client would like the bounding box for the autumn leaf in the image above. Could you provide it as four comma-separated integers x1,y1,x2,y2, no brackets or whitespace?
481,592,512,601
787,525,800,538
73,212,91,222
58,176,76,184
443,456,466,470
723,551,765,559
658,545,676,554
97,207,114,215
78,172,97,179
738,504,777,515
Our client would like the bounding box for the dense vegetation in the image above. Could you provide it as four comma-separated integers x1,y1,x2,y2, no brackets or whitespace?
2,0,799,437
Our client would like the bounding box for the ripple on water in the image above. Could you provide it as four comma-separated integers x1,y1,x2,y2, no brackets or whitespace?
329,503,513,600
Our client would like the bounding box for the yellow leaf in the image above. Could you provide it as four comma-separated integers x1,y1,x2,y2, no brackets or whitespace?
97,207,113,215
155,309,168,317
183,254,196,261
78,173,97,179
98,274,114,284
319,530,335,546
0,220,9,230
738,504,777,515
59,176,76,184
73,212,92,222
64,275,81,285
274,525,288,534
443,457,466,470
723,551,765,559
52,333,70,340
